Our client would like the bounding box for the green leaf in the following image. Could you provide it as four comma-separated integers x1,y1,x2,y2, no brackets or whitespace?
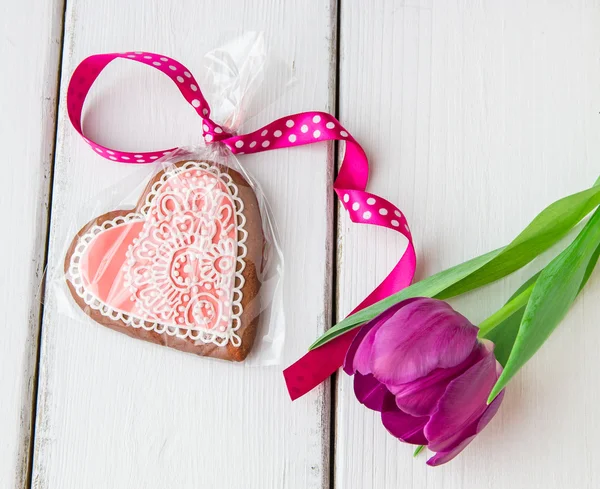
438,183,600,298
482,242,600,367
485,308,524,367
477,281,536,339
486,243,600,367
310,249,501,349
489,207,600,402
413,445,425,457
581,241,600,287
481,272,540,366
311,181,600,350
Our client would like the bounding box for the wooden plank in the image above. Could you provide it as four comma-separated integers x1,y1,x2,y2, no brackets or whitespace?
335,1,600,487
32,1,336,488
0,1,64,487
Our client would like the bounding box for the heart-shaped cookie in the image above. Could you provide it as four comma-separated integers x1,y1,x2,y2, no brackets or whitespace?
65,160,263,361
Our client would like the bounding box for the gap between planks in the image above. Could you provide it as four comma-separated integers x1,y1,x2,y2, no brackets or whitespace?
328,1,342,489
25,0,68,488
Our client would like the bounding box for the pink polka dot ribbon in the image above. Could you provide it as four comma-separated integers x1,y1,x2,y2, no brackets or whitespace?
67,51,417,400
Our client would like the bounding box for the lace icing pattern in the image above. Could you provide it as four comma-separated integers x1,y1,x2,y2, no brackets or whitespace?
67,161,248,347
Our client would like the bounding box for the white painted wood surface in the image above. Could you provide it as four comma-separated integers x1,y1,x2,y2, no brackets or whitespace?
32,1,335,488
0,1,63,488
336,1,600,488
2,0,599,487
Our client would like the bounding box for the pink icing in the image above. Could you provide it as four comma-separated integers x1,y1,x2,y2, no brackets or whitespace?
76,164,242,336
79,221,144,311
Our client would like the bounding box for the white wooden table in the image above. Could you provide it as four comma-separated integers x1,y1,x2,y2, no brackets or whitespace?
2,1,599,488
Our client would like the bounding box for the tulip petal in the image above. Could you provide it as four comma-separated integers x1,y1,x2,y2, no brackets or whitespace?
352,320,384,375
390,343,488,417
343,316,380,375
344,330,370,375
425,342,500,452
354,373,390,411
345,298,421,376
371,299,478,385
381,393,429,445
426,390,505,466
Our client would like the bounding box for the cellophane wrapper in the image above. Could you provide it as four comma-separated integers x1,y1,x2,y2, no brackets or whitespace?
47,33,286,365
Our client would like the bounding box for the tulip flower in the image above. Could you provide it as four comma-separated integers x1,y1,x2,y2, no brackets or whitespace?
344,297,504,466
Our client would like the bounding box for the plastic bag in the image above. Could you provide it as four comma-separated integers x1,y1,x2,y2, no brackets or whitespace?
48,33,285,365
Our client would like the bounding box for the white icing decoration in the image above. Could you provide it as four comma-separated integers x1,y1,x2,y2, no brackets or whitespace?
67,161,248,348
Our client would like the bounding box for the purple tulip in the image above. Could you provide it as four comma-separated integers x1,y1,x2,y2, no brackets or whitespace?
344,297,504,466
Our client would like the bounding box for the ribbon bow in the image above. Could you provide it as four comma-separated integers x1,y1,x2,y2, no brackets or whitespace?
67,51,417,400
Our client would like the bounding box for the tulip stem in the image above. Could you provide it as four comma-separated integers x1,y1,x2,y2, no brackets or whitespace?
413,445,425,457
477,282,535,338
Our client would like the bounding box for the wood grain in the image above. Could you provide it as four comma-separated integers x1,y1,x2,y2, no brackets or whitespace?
335,1,600,487
33,1,336,488
0,1,63,487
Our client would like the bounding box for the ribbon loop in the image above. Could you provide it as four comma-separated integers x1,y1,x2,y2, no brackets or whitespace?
67,50,417,400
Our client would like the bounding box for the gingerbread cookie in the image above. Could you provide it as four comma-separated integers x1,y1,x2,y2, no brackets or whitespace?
65,160,263,361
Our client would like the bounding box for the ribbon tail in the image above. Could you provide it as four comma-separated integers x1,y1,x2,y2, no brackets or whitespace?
283,329,359,400
284,242,416,400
